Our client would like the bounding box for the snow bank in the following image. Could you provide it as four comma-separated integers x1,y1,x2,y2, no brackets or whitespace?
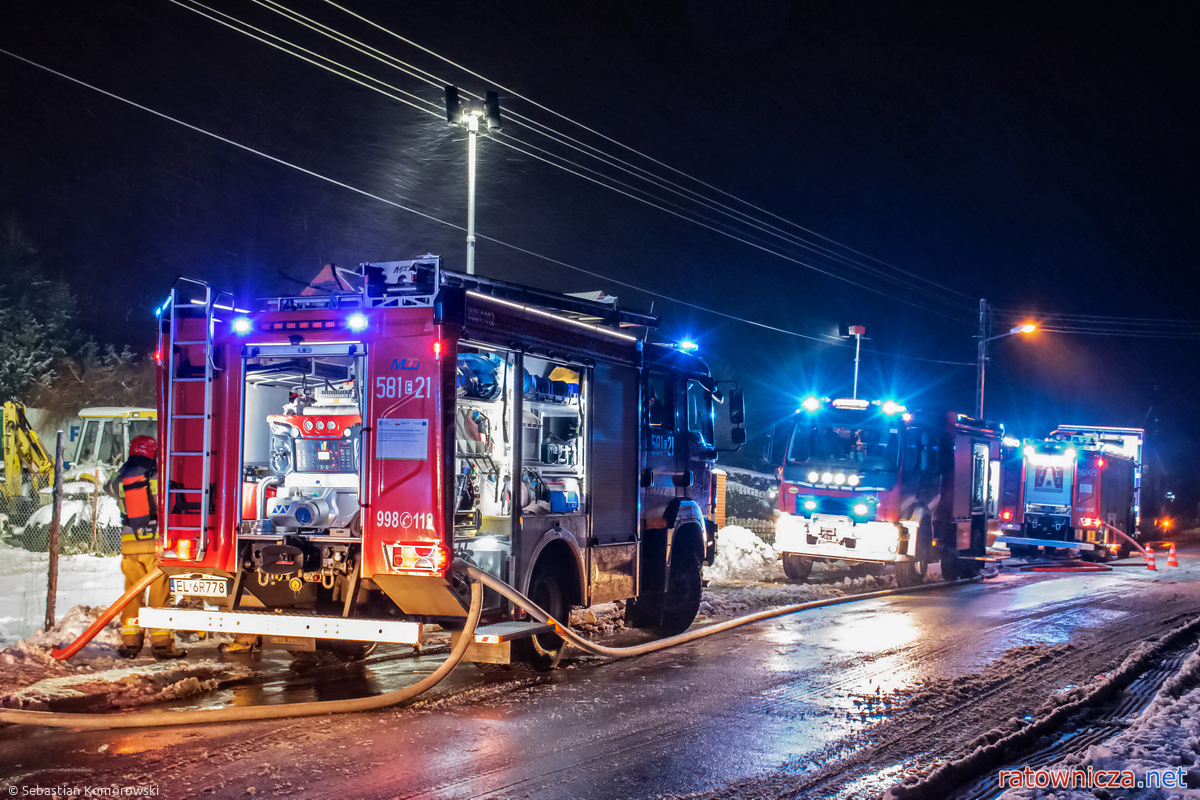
886,614,1200,800
997,640,1200,799
0,545,125,643
4,659,254,711
2,603,123,662
704,525,784,584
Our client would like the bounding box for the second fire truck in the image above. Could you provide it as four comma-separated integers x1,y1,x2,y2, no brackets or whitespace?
767,397,1004,586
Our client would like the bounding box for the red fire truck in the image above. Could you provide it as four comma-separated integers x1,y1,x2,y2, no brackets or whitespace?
767,397,1004,586
139,258,744,669
994,431,1139,560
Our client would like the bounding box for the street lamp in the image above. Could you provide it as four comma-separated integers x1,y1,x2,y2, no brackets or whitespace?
975,297,1036,419
444,86,502,275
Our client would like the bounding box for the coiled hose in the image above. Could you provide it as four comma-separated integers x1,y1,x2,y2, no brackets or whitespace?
0,568,484,729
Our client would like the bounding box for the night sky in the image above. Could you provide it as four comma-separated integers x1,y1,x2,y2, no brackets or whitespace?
2,1,1198,504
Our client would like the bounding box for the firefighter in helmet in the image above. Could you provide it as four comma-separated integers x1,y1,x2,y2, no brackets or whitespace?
104,435,187,660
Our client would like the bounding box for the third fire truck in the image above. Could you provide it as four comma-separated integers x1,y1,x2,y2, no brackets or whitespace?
139,257,744,669
995,428,1140,560
767,397,1004,586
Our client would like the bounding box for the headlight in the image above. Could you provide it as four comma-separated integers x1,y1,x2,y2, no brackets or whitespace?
834,473,846,485
808,471,820,482
853,503,869,516
804,500,818,511
821,472,834,484
847,475,861,487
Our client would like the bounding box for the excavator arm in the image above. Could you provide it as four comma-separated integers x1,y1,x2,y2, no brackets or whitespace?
2,401,54,499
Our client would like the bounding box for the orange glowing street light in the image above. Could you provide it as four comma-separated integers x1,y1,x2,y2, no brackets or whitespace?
976,299,1039,419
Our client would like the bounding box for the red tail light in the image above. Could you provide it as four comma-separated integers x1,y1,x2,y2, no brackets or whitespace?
1001,510,1012,521
1096,457,1105,467
387,541,452,576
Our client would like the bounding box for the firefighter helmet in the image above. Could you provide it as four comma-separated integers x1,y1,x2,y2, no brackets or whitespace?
129,435,158,460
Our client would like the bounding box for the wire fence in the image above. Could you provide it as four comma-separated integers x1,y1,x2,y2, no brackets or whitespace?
0,473,125,644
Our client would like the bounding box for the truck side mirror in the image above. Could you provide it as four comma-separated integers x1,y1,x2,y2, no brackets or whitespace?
731,427,747,446
729,389,745,426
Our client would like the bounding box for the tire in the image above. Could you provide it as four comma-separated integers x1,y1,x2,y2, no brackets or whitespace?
318,638,379,661
652,548,703,637
897,518,932,587
895,561,921,588
513,569,568,671
847,562,884,578
782,553,814,582
942,551,982,580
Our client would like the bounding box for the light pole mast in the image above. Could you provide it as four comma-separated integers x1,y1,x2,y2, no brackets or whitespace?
842,324,867,399
975,298,989,419
445,87,502,276
465,112,478,275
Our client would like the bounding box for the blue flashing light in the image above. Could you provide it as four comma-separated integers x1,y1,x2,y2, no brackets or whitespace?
155,298,171,318
232,317,253,334
347,313,369,331
881,400,907,415
800,396,821,412
678,339,699,352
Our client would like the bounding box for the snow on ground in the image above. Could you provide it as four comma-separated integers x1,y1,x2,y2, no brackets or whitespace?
0,541,125,643
1,604,136,701
0,603,254,711
699,572,898,618
998,639,1200,800
697,524,909,617
886,616,1200,800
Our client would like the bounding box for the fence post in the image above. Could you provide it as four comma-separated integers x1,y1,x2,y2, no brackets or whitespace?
90,472,100,553
44,431,65,632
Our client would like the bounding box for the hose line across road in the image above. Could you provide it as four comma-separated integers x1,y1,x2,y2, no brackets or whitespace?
1,564,980,729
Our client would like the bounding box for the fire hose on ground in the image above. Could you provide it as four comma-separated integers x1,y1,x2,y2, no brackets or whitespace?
0,563,982,729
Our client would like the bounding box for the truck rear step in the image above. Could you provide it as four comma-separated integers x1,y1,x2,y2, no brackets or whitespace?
995,535,1096,551
138,607,422,645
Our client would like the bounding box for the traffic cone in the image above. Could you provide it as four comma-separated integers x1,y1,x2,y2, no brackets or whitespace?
1146,547,1157,571
1167,543,1179,568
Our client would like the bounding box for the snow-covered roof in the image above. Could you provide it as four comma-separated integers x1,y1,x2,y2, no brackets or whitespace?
77,407,156,419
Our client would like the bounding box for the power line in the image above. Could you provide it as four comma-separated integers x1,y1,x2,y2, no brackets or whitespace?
221,0,973,309
314,0,979,306
241,0,976,311
163,0,975,321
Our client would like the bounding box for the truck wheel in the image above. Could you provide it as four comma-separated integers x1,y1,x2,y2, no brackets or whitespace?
513,569,568,671
653,547,703,637
895,561,921,588
319,639,378,661
847,562,884,578
942,551,981,580
782,553,814,582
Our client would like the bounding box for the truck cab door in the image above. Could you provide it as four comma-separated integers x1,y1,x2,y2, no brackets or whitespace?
641,370,682,525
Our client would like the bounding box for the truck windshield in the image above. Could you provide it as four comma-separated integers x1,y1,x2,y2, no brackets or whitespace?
787,415,900,471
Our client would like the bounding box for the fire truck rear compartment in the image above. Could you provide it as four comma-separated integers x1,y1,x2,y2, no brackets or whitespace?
236,349,370,614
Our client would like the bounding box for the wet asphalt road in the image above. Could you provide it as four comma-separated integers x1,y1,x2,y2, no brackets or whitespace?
4,545,1200,799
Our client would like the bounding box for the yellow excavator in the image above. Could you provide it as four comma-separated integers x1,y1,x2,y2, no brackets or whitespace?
2,400,55,499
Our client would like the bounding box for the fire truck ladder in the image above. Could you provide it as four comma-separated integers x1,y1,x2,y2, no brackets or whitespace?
162,278,231,559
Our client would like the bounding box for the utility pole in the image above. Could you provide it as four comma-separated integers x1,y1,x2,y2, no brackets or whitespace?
444,87,503,276
975,298,990,419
